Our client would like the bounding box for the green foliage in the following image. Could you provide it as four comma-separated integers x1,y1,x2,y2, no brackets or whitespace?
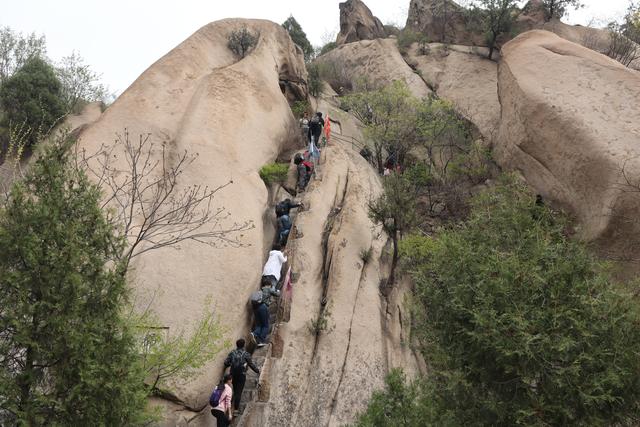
259,162,289,185
541,0,583,21
469,0,520,60
344,81,420,173
137,300,226,392
0,133,149,425
307,303,333,336
314,59,351,94
0,27,47,83
606,2,640,67
227,27,259,58
318,41,337,56
56,51,108,113
352,369,431,427
400,176,640,425
368,173,417,287
359,247,373,265
282,16,314,61
0,57,66,146
290,99,309,118
397,29,421,55
307,63,323,97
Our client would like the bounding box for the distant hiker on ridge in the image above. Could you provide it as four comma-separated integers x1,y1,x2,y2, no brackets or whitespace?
224,338,260,413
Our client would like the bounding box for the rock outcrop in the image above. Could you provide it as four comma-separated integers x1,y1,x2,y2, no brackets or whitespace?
406,43,500,137
406,0,485,45
77,18,308,411
336,0,386,46
495,30,640,255
318,38,431,98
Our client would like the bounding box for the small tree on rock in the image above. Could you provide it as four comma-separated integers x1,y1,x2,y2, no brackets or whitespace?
470,0,520,60
368,173,416,290
541,0,583,21
228,27,259,59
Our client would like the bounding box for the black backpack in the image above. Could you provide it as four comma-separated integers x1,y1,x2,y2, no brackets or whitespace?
275,201,288,217
229,349,246,372
309,116,321,133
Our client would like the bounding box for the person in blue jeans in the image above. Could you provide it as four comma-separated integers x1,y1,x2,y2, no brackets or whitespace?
251,285,281,347
277,214,292,247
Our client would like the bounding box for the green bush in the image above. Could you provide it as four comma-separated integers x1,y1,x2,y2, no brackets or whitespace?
0,56,66,146
397,29,421,54
319,41,337,56
290,100,309,118
398,176,640,425
307,63,322,97
227,27,259,58
259,162,289,185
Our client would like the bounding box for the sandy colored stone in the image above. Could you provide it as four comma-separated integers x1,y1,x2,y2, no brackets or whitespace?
76,18,307,409
318,38,431,98
336,0,386,46
407,43,500,137
495,30,640,252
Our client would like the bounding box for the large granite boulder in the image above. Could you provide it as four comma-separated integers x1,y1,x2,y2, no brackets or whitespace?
336,0,386,46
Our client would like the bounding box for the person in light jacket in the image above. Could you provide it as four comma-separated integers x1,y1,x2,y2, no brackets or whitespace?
212,374,233,426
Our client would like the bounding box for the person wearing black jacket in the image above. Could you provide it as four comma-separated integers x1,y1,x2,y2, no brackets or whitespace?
224,339,260,412
275,198,303,218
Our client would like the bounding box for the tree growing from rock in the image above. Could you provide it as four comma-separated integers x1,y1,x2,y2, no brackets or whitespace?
606,1,640,67
541,0,583,21
368,173,416,290
344,81,421,173
227,27,259,58
470,0,520,60
282,15,314,61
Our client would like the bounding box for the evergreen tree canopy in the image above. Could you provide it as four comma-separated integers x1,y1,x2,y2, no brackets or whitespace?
282,15,314,61
0,134,148,425
0,56,66,146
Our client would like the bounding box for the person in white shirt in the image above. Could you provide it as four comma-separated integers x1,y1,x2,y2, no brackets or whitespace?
261,244,287,289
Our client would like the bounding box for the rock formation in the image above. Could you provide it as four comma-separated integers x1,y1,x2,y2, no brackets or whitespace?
495,30,640,255
77,18,308,413
318,38,431,98
406,0,485,46
336,0,386,46
406,43,500,137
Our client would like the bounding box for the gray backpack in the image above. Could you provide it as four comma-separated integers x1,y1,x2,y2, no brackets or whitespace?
250,291,263,307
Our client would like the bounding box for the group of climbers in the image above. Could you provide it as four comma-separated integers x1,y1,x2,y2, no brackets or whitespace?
209,111,328,425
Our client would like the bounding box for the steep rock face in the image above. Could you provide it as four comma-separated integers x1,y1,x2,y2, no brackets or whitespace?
318,38,431,98
406,0,485,45
77,18,307,408
496,30,640,252
407,43,500,137
238,104,425,427
336,0,386,46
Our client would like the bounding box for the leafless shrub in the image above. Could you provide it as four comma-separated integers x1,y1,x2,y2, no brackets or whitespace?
227,27,259,59
78,129,254,267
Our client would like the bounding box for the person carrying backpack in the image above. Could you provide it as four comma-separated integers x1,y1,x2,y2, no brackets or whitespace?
307,112,324,167
251,285,281,347
210,373,233,426
294,154,310,191
275,198,303,218
224,339,260,412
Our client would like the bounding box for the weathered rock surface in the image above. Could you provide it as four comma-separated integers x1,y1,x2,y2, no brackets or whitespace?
495,30,640,252
406,0,610,54
77,18,307,410
406,0,485,45
407,43,500,137
336,0,386,46
318,38,431,98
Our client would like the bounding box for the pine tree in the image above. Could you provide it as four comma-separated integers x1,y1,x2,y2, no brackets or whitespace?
0,133,148,425
282,16,314,61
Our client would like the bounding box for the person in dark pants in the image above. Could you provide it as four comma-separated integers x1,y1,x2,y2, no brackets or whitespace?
211,373,233,426
224,339,260,412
